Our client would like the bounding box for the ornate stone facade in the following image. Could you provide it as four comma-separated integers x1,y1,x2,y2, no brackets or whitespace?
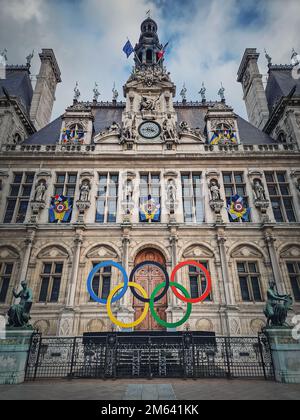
0,18,299,337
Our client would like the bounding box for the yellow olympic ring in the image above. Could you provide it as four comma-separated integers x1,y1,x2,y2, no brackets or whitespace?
106,281,149,329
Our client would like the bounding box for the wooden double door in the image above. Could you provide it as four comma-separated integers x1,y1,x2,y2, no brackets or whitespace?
133,249,167,331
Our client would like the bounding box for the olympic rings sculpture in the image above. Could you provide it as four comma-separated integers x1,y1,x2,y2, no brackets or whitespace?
87,260,212,329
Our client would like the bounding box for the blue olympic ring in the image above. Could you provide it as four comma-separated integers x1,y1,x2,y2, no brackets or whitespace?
87,261,128,304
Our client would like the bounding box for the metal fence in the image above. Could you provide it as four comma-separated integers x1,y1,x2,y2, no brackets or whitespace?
25,332,274,381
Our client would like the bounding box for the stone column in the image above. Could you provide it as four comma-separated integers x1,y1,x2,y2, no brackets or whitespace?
120,236,130,307
66,233,83,308
16,230,36,295
217,235,234,306
264,231,285,294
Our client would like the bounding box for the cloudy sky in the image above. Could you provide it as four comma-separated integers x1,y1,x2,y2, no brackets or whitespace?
0,0,299,120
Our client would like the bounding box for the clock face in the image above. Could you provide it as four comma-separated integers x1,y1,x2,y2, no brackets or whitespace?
139,121,161,139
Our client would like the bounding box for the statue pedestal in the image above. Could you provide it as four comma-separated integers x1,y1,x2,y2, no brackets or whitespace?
0,330,33,384
265,328,300,384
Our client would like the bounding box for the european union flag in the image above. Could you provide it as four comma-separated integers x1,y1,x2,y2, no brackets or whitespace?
123,40,134,58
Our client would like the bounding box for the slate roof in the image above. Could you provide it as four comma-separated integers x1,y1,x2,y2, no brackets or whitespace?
265,65,300,113
0,66,33,115
24,101,275,146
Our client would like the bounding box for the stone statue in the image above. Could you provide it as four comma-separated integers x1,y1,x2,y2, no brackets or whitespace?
0,48,8,64
199,82,206,102
7,281,33,329
180,84,187,101
74,82,81,101
218,83,225,102
253,180,265,201
163,116,176,140
112,83,119,101
179,121,189,132
123,116,136,139
264,282,293,327
209,180,221,201
140,94,160,112
79,181,90,202
264,49,272,66
34,181,47,202
109,121,120,133
93,83,100,101
26,50,34,67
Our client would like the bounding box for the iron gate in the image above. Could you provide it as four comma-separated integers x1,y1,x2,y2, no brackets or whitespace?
25,332,274,381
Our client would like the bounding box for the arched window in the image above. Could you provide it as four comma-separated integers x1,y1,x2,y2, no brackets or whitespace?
146,49,153,63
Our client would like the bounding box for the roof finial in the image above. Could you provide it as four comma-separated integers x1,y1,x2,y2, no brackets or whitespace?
180,83,187,102
146,9,151,19
264,49,272,67
218,82,225,102
26,50,34,67
291,48,300,66
199,82,206,103
112,82,119,102
74,81,81,101
93,82,100,102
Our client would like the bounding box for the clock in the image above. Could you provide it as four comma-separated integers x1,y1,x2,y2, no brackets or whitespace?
139,121,161,139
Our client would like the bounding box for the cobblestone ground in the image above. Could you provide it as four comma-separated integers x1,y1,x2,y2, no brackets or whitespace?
0,379,300,400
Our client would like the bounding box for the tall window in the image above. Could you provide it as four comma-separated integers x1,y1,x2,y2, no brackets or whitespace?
89,263,112,301
265,172,296,222
96,173,119,223
189,261,212,301
139,173,161,223
181,173,204,223
286,262,300,302
39,262,63,303
237,262,263,302
0,263,14,303
223,172,249,222
3,172,34,223
54,173,77,199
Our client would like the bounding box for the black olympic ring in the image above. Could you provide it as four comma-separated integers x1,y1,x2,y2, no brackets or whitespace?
129,261,170,303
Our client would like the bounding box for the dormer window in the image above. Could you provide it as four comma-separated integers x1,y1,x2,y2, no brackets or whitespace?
277,132,287,144
209,123,238,145
146,49,153,63
61,124,85,145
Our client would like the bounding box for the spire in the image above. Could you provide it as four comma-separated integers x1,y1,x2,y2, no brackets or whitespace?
134,16,164,68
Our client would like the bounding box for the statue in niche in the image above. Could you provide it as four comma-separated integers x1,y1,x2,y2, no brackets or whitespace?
7,281,33,329
162,115,176,140
253,179,265,201
123,116,136,140
34,180,47,202
79,180,90,202
209,179,221,201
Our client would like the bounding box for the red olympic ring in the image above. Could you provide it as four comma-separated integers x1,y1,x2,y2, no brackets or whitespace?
170,260,212,303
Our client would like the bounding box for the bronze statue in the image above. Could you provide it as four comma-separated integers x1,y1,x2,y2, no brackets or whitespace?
7,281,33,329
264,281,293,327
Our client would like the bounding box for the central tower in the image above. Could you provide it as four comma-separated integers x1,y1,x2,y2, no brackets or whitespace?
135,17,164,68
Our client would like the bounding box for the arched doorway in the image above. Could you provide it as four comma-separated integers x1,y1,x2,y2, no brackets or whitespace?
133,248,167,331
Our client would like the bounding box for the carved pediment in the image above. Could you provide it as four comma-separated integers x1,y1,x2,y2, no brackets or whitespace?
183,245,214,259
93,132,120,144
38,246,69,259
280,246,300,259
0,247,19,260
87,245,118,259
231,246,263,259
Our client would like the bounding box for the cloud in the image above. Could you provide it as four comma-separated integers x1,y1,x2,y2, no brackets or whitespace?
0,0,298,122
